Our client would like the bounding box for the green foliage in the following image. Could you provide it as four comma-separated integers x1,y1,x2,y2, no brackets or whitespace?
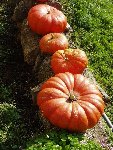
61,0,113,99
105,125,113,147
25,130,104,150
0,85,13,104
0,103,29,150
0,103,19,127
105,101,113,125
0,103,19,149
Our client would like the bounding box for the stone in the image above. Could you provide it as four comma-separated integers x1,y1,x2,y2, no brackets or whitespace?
35,55,54,83
21,19,42,66
12,0,36,23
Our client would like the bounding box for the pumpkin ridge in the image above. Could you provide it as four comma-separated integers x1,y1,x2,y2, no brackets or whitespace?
80,101,102,120
79,97,105,114
37,88,68,106
76,103,88,132
80,95,104,105
40,98,67,107
74,75,86,92
80,93,104,105
41,80,69,95
64,72,74,92
51,76,69,88
49,102,72,129
56,73,74,92
56,76,71,93
65,103,73,128
78,101,99,128
44,76,69,92
80,88,102,97
68,102,79,131
74,76,98,95
40,98,66,119
43,87,68,98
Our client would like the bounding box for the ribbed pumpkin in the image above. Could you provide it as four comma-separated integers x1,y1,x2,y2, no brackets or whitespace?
27,4,67,35
39,33,69,53
37,72,105,132
51,48,88,74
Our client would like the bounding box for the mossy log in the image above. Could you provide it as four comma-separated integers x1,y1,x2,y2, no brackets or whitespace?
21,19,42,66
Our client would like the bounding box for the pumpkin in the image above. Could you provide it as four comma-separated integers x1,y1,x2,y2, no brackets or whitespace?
37,72,105,132
39,33,69,53
27,4,67,35
51,48,88,74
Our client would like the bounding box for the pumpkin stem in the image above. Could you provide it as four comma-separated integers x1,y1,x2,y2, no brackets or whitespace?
70,94,77,101
51,33,54,39
68,93,78,103
47,10,50,14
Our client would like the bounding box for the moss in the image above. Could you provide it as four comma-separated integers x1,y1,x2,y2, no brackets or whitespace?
25,129,104,150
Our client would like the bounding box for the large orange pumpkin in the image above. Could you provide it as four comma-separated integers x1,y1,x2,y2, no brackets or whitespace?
27,4,67,35
51,48,88,74
37,72,105,132
39,33,69,53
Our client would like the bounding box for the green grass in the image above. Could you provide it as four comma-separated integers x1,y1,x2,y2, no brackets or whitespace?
0,102,31,150
0,85,12,104
25,130,104,150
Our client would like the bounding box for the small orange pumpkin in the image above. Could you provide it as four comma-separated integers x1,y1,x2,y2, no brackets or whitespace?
51,48,88,74
37,72,105,132
39,33,69,53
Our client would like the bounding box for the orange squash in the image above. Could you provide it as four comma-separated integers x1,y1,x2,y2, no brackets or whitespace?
51,48,88,74
37,72,105,132
28,4,67,35
39,33,69,53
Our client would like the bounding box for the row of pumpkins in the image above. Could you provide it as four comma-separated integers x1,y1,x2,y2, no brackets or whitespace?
27,3,105,132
